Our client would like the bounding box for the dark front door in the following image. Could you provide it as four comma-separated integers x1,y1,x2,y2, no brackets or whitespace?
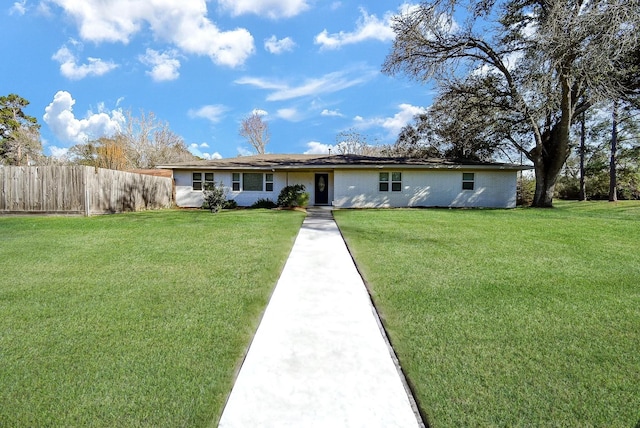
315,173,329,205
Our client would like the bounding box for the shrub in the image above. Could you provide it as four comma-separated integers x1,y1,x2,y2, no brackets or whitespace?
297,192,310,208
517,175,536,206
223,199,238,209
202,182,227,213
277,184,307,207
250,198,277,209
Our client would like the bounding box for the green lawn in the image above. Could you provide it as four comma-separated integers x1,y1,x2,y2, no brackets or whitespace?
0,209,304,427
334,201,640,426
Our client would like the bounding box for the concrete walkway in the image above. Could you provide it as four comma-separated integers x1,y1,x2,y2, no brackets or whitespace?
218,207,424,428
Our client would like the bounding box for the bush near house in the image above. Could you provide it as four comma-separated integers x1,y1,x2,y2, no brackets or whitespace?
250,198,277,209
202,181,227,213
277,184,308,208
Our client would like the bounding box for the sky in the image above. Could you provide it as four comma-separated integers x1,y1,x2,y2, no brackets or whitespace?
1,1,436,160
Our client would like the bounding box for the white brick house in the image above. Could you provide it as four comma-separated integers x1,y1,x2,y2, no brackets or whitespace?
158,154,530,209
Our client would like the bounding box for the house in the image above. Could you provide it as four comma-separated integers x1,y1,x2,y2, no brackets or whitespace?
158,154,530,209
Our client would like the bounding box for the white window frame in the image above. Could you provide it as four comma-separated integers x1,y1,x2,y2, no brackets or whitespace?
242,172,264,192
232,173,240,191
265,173,274,192
462,172,475,190
379,172,402,192
391,172,402,192
192,172,202,191
204,172,214,190
230,173,273,192
193,172,214,191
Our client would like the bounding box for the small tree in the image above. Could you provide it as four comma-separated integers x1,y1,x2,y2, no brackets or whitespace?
202,181,227,213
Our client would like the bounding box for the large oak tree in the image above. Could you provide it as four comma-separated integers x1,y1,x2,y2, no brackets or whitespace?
383,0,640,207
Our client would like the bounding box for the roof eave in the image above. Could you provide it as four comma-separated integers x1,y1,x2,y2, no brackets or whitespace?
156,163,533,171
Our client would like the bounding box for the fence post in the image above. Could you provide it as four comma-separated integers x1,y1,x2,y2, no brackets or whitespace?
83,167,91,217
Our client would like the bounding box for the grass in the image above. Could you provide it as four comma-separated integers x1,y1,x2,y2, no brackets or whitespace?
0,209,304,427
334,201,640,426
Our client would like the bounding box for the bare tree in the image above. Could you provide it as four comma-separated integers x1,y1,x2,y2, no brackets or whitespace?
4,125,43,165
335,129,382,156
383,0,640,207
239,112,269,154
68,110,197,169
120,110,196,168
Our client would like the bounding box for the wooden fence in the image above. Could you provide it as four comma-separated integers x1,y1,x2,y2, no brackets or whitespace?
0,166,173,215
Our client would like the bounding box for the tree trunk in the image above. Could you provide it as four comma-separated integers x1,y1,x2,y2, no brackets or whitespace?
578,112,586,201
532,160,565,207
609,100,618,202
531,136,567,208
531,75,573,208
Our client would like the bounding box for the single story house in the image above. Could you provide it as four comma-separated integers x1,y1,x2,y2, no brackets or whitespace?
158,154,530,209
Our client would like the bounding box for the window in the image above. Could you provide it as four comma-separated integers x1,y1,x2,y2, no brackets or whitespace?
391,172,402,192
192,172,202,191
265,173,274,192
243,173,263,191
379,172,402,192
462,172,475,190
204,173,214,189
232,173,240,191
193,172,214,191
379,172,389,191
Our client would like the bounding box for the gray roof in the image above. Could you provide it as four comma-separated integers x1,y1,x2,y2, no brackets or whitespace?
157,154,531,170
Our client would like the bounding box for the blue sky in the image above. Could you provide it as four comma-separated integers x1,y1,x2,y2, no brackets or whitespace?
2,1,435,159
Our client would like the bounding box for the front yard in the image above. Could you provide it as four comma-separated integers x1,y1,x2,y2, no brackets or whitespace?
2,202,638,426
0,209,304,426
334,201,640,426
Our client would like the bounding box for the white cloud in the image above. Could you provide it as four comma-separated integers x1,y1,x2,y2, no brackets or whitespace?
330,2,342,11
139,49,181,81
52,44,118,80
188,105,228,123
252,109,269,116
264,35,296,54
218,0,309,19
36,2,52,16
237,147,254,156
354,103,426,136
235,77,287,91
382,104,426,135
321,109,344,117
304,141,334,154
188,143,221,159
49,146,69,158
43,91,125,144
276,108,300,121
10,1,27,15
314,7,395,50
46,0,255,67
236,68,377,101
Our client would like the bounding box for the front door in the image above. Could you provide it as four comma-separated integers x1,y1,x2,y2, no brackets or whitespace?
314,173,329,205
